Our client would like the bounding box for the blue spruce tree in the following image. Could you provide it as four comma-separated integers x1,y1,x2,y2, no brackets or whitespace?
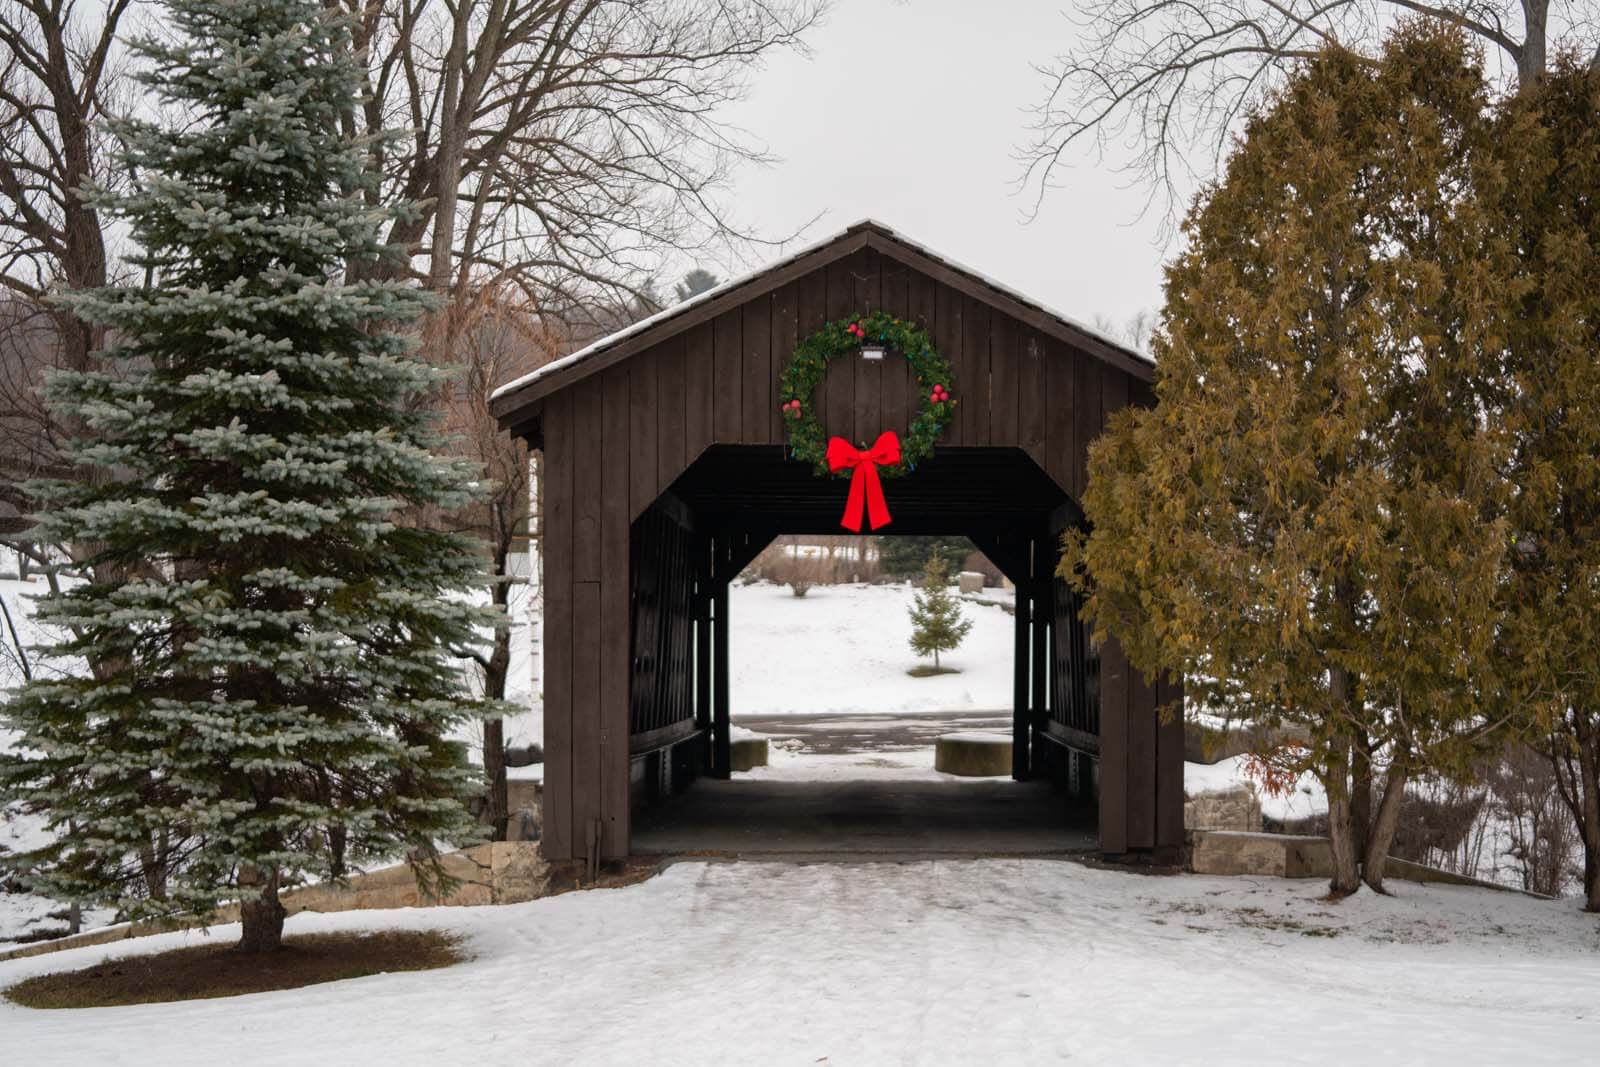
0,0,495,951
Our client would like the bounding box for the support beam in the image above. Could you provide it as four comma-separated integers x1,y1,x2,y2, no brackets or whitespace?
1013,561,1030,780
1030,536,1052,777
711,574,731,779
694,536,712,733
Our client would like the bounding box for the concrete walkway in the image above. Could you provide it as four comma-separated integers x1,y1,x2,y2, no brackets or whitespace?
632,778,1095,857
735,709,1010,755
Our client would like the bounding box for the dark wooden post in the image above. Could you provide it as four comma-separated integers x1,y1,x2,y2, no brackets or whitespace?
1030,534,1052,777
712,572,731,779
1012,561,1031,780
1036,537,1049,748
694,536,712,730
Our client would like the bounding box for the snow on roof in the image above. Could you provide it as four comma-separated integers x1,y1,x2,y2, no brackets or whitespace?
489,218,1152,405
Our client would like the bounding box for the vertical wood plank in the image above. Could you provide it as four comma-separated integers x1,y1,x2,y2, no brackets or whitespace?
1071,352,1089,496
629,349,658,519
572,378,603,582
1099,635,1131,855
742,294,773,446
1019,328,1049,468
539,391,574,861
880,253,909,316
712,569,731,778
694,535,712,730
684,322,714,463
1155,673,1187,859
964,295,991,444
933,277,964,445
599,368,631,858
655,334,686,491
796,267,827,421
1075,355,1103,494
1127,662,1157,851
896,268,933,440
989,310,1018,446
1102,367,1130,423
1013,559,1030,779
770,280,799,444
571,580,602,859
852,247,882,444
825,255,857,438
1046,340,1075,497
712,310,743,443
1031,536,1050,747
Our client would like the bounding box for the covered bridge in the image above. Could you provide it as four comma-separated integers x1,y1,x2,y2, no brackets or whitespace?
490,220,1183,865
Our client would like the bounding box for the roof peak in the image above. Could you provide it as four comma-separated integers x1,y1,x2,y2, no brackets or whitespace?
490,221,1152,421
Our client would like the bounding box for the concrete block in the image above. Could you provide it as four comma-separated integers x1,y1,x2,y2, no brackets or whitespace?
1185,786,1262,832
935,732,1012,777
730,736,769,772
1190,830,1333,879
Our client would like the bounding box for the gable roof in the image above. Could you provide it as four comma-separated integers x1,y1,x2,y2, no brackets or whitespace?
489,219,1154,425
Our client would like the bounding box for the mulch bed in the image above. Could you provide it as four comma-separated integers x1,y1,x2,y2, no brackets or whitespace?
5,929,465,1009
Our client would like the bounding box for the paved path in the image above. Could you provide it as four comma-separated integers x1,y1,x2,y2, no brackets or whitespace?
635,711,1093,857
735,709,1011,755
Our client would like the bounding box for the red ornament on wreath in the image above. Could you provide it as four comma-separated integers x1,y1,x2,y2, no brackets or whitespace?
776,312,957,532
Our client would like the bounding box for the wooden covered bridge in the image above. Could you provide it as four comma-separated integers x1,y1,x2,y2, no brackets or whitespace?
490,221,1183,865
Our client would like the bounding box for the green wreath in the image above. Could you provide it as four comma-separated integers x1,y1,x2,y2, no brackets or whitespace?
778,311,956,477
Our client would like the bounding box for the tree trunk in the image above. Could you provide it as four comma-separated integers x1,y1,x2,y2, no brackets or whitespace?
1325,753,1362,896
1576,718,1600,913
237,864,286,953
482,538,514,842
1362,761,1410,892
483,716,509,841
1351,725,1373,861
1325,667,1361,896
1518,0,1549,90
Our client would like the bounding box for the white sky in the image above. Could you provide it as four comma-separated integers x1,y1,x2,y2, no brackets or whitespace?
714,0,1179,334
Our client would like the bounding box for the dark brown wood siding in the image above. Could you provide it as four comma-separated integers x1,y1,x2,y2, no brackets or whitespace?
528,245,1177,861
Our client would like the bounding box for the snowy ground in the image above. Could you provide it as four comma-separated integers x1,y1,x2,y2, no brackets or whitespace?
730,580,1012,715
2,859,1597,1065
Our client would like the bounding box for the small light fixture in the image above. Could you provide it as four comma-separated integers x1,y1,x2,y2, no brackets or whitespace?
860,342,885,361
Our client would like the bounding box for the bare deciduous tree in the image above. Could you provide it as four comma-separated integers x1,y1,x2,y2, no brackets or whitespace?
342,0,820,306
334,1,819,836
0,0,133,554
1020,0,1600,218
440,290,553,839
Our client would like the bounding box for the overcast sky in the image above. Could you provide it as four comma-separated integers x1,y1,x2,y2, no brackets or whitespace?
713,0,1180,335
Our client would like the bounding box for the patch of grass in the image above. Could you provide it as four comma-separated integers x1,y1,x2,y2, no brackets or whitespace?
906,665,960,678
4,929,465,1009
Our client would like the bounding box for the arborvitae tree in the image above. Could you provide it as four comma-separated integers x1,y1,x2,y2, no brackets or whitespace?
1063,26,1507,896
0,0,495,951
1495,59,1600,913
908,557,973,671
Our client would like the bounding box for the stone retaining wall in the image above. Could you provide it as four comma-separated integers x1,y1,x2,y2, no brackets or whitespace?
0,841,550,964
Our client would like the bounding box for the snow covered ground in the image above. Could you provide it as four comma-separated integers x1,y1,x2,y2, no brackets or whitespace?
2,859,1596,1065
730,580,1012,715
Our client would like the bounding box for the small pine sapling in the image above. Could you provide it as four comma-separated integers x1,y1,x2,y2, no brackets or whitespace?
907,557,973,672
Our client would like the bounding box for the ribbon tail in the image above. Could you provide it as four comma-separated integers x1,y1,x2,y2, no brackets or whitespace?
862,463,892,530
840,465,868,532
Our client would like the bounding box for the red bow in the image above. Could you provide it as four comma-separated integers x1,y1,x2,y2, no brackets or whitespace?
826,430,901,532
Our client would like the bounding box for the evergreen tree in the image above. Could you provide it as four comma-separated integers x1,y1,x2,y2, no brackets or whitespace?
879,536,970,578
0,0,495,951
675,268,721,303
1063,27,1507,895
908,557,973,671
1494,59,1600,913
